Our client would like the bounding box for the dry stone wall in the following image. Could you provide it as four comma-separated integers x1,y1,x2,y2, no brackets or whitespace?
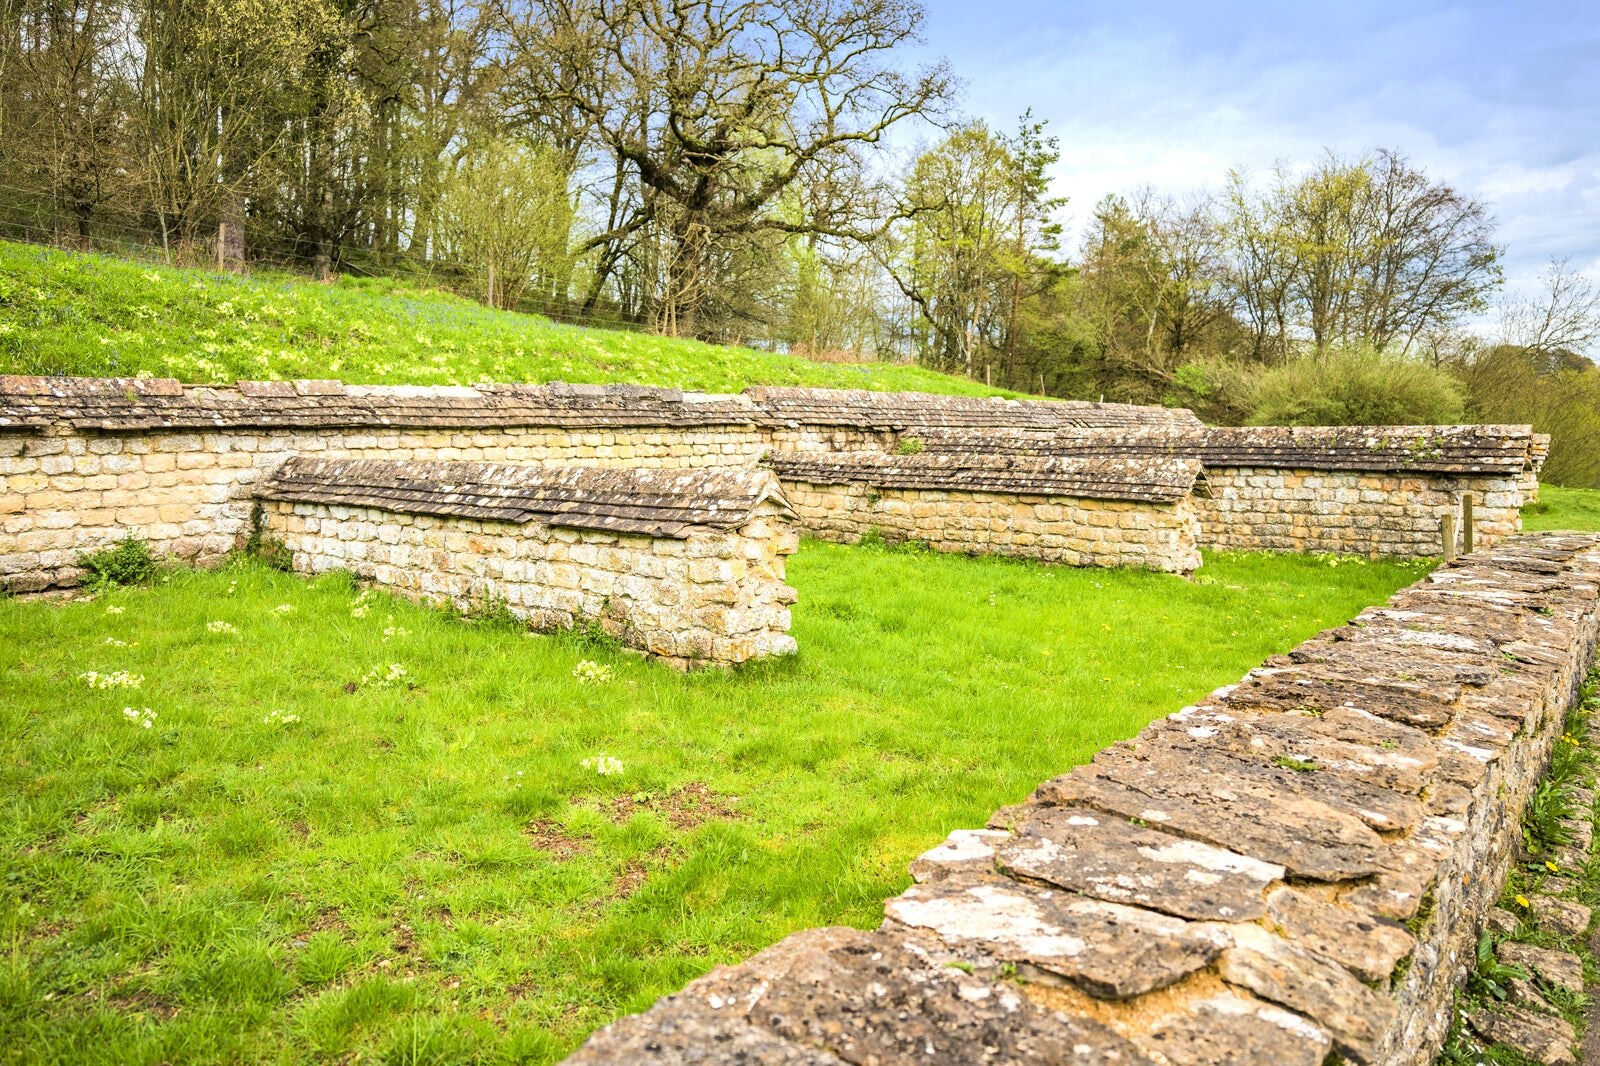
772,451,1205,574
916,424,1542,559
1195,468,1521,558
256,459,800,668
0,376,1201,591
0,376,1550,590
0,423,764,592
564,533,1600,1065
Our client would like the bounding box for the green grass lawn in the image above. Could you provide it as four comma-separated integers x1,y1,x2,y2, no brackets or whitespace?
1522,485,1600,532
0,240,1014,397
0,544,1428,1064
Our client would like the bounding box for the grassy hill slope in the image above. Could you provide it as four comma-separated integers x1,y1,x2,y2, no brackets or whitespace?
0,240,1012,395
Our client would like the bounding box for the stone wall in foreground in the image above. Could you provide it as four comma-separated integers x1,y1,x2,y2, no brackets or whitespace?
1196,467,1522,558
256,461,800,668
564,533,1600,1064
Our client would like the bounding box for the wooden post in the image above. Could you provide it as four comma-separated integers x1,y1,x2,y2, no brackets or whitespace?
985,364,992,387
1462,493,1475,555
487,264,495,309
216,222,226,271
1442,511,1457,562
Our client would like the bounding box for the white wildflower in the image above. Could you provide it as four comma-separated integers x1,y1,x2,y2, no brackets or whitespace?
103,637,129,648
81,670,143,690
572,660,613,685
382,625,409,640
272,604,296,615
262,708,301,726
580,753,624,777
104,605,125,615
206,620,238,635
121,707,157,729
357,662,409,690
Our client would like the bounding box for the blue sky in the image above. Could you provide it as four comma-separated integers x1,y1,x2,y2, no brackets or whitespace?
911,0,1600,296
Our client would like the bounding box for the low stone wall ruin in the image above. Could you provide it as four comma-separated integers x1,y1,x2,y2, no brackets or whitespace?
916,424,1543,559
0,376,1197,591
256,459,800,667
0,376,1550,593
564,533,1600,1065
771,451,1204,574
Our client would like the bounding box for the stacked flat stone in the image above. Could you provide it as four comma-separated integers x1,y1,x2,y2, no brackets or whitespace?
257,459,800,668
770,450,1205,574
912,424,1541,559
564,534,1600,1065
745,385,1202,431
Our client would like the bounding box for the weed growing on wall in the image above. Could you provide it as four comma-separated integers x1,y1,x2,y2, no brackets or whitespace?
77,534,157,590
1437,668,1600,1064
243,502,294,571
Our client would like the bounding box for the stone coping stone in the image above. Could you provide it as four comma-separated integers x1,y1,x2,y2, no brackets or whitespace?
0,375,1198,435
767,450,1202,504
561,533,1600,1066
913,424,1540,477
257,457,794,538
745,386,1201,430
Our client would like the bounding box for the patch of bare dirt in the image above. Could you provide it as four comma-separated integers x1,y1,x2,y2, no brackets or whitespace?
602,782,739,831
524,819,591,860
105,987,179,1021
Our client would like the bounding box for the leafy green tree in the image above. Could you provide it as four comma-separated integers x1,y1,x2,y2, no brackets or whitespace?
436,136,574,309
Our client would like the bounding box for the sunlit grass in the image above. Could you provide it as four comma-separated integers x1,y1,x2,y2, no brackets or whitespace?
0,240,1017,397
1522,485,1600,533
0,543,1427,1064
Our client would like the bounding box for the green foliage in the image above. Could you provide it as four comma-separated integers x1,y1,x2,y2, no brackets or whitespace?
1463,345,1600,488
243,503,294,572
893,436,925,456
77,534,158,590
1246,348,1466,426
1467,931,1529,1002
1522,778,1577,854
0,546,1422,1061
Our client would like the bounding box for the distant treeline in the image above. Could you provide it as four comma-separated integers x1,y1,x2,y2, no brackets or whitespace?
2,0,1597,484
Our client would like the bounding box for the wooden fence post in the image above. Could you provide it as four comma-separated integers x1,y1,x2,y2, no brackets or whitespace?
1462,493,1475,556
1442,511,1457,562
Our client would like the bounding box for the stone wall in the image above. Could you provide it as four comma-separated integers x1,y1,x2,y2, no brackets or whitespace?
0,376,1207,591
776,450,1205,575
914,424,1542,560
1196,467,1521,558
564,533,1600,1065
257,459,800,668
0,377,1551,588
0,424,765,592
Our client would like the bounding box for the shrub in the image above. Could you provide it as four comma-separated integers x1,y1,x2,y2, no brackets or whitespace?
243,503,294,571
78,534,158,590
1246,348,1465,426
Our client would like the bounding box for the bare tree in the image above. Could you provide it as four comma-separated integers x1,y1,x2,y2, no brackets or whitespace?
1501,257,1600,364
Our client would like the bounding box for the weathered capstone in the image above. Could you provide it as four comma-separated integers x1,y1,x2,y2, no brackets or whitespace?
561,534,1600,1066
1034,749,1386,881
1499,941,1586,992
1139,994,1332,1066
1468,1005,1577,1065
1214,923,1397,1063
995,806,1282,921
1264,887,1415,984
564,927,1154,1065
1530,896,1592,938
883,876,1222,999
